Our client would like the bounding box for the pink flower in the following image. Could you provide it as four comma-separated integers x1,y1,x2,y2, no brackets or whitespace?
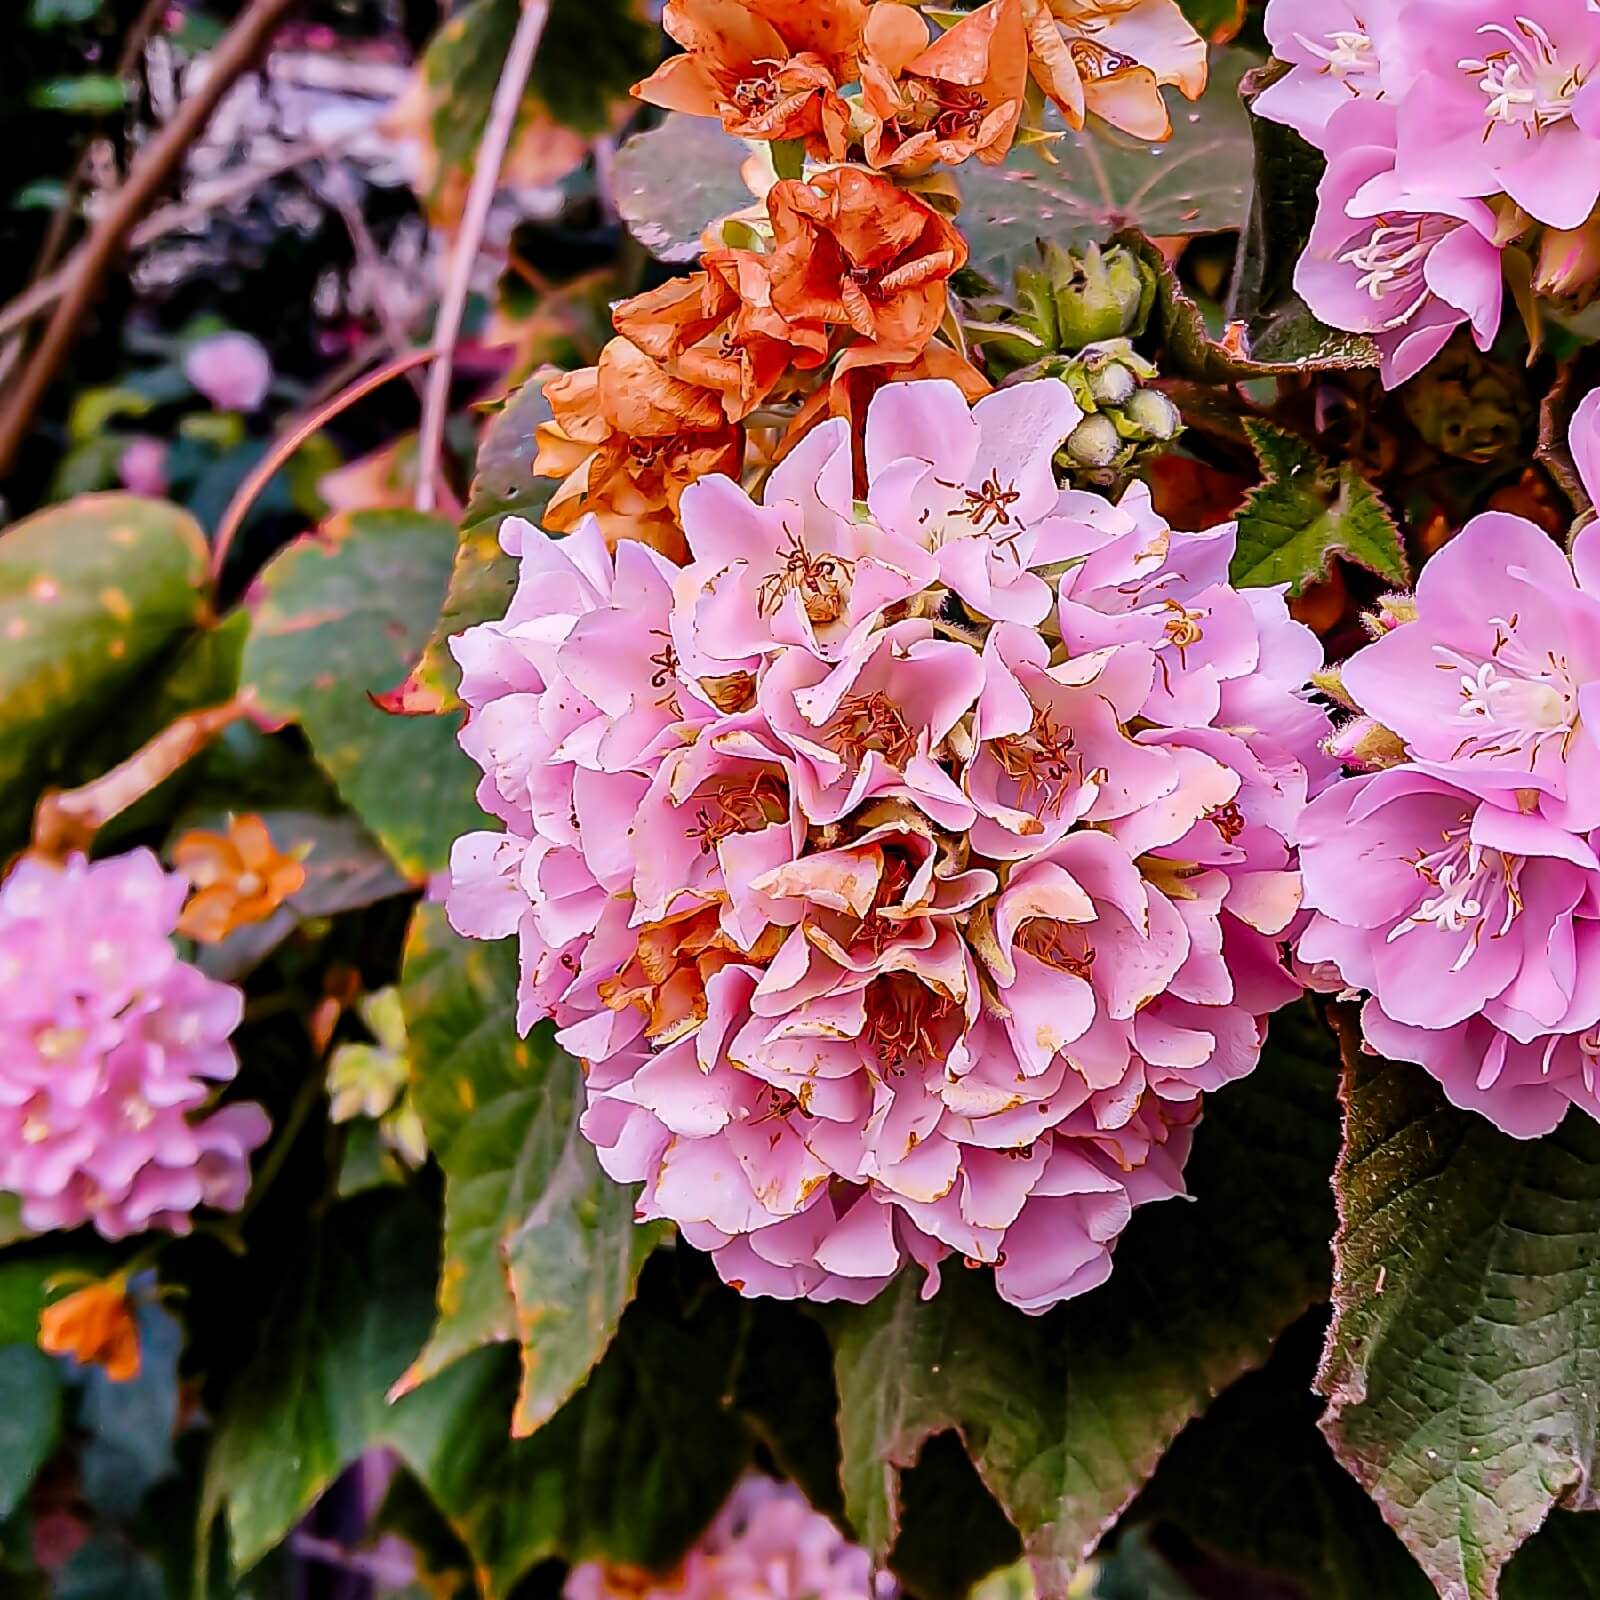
117,437,167,497
564,1476,881,1600
1294,104,1504,388
1337,510,1600,828
1385,0,1600,229
184,331,273,412
448,376,1330,1312
1255,2,1396,146
1298,768,1600,1134
0,852,269,1239
1573,383,1600,506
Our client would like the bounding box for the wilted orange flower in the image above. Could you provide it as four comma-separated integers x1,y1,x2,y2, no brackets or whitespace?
39,1276,140,1383
632,0,868,159
174,814,305,944
766,169,968,365
612,253,826,422
860,0,1028,170
1020,0,1206,141
534,338,743,559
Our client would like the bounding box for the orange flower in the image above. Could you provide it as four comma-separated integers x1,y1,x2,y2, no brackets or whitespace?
39,1277,140,1383
860,0,1028,170
612,252,827,422
534,338,744,558
632,0,868,159
766,169,968,365
1020,0,1206,141
174,814,305,944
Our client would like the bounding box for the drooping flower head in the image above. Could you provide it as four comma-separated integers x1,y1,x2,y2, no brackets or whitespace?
449,376,1329,1312
565,1476,882,1600
1297,392,1600,1135
0,850,269,1239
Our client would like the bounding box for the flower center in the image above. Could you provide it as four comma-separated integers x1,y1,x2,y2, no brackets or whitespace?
826,691,917,769
1433,617,1579,765
756,527,855,623
1387,829,1524,971
990,704,1081,816
684,772,789,857
1460,17,1584,131
1295,27,1379,83
35,1025,85,1061
1205,799,1246,842
1016,917,1097,981
1338,215,1455,314
862,972,956,1067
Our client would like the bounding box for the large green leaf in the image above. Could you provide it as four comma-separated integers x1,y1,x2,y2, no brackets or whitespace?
1231,422,1410,596
0,1347,62,1518
1318,1026,1600,1600
203,1193,446,1573
957,50,1257,282
613,115,765,264
394,1262,751,1597
1120,1316,1433,1598
822,1003,1340,1594
395,904,662,1435
0,494,210,843
239,510,480,879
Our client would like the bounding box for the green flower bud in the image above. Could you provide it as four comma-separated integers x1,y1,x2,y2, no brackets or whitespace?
1063,413,1122,469
1087,361,1137,407
1046,241,1152,349
1117,387,1181,440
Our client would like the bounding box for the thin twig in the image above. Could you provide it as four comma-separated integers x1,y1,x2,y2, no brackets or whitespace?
210,344,436,584
413,0,551,513
0,0,303,478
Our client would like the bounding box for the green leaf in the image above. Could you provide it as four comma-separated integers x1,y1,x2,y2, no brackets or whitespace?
0,494,210,846
1176,0,1243,39
0,1347,62,1517
203,1192,452,1574
1232,422,1410,595
29,74,127,112
956,51,1257,282
614,115,766,263
396,904,662,1436
1317,1023,1600,1600
76,1301,182,1517
28,0,104,25
463,372,556,541
822,1004,1340,1590
1121,1315,1433,1598
392,1259,751,1596
240,509,480,879
1121,231,1377,382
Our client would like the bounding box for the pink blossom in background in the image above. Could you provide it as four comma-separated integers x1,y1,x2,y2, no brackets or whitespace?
447,375,1330,1312
565,1477,883,1600
0,851,269,1238
1254,2,1393,145
1294,104,1504,388
184,331,273,412
118,436,168,497
1298,393,1600,1136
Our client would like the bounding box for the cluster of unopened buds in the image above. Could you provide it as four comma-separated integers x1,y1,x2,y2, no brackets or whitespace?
532,0,1209,554
1261,0,1600,385
449,374,1330,1310
1297,393,1600,1137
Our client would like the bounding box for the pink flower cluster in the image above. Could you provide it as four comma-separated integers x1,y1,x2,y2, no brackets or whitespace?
1257,0,1600,386
564,1476,881,1600
1297,391,1600,1136
0,850,269,1238
448,376,1330,1312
